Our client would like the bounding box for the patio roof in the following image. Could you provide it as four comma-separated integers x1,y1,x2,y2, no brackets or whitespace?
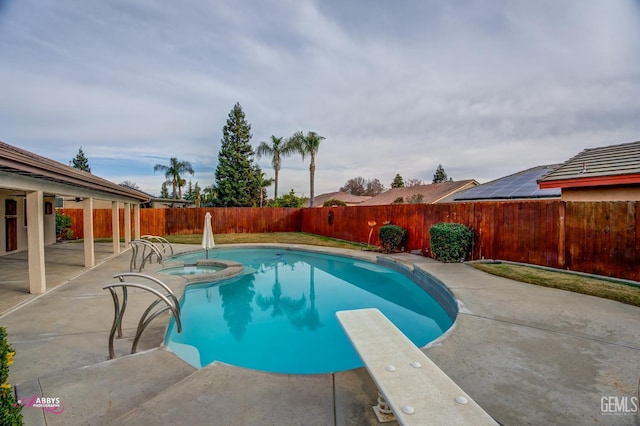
0,140,149,202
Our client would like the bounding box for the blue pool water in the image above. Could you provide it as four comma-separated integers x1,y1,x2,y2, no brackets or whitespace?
165,248,455,374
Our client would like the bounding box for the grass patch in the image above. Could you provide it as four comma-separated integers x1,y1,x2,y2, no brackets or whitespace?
163,232,376,250
471,262,640,307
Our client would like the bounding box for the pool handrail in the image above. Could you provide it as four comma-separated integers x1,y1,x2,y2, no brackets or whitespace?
141,235,174,255
102,273,182,359
129,239,163,272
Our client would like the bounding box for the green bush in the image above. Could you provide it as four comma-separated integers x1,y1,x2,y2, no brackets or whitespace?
55,211,72,240
322,199,346,207
429,222,473,262
268,189,306,208
378,224,408,253
1,327,23,426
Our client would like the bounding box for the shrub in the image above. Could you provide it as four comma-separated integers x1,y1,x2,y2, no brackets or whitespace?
269,189,306,208
378,224,408,253
1,327,22,426
55,211,72,240
429,222,473,262
322,199,346,207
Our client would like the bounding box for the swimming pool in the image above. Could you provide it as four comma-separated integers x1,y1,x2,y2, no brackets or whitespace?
165,248,456,374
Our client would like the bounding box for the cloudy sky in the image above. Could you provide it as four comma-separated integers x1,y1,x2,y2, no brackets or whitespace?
1,1,639,198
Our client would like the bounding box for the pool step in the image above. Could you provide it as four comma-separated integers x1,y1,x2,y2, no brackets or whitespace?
15,347,195,426
111,362,366,426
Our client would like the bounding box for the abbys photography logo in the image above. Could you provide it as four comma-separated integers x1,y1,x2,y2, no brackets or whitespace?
18,395,64,414
600,396,638,416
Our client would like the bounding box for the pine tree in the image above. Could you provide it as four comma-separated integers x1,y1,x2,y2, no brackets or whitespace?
391,173,404,188
71,147,91,173
160,182,169,198
215,103,259,207
432,164,449,183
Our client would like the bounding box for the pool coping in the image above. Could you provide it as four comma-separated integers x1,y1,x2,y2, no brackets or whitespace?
5,243,640,425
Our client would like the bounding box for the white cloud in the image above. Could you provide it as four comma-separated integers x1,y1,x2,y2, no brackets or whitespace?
1,0,639,200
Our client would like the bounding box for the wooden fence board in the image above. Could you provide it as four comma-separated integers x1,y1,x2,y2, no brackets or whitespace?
59,200,639,281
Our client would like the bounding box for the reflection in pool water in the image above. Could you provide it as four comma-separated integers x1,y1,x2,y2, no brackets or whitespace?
165,248,455,374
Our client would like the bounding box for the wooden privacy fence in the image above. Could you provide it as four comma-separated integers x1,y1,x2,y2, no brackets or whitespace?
59,207,301,239
60,201,639,281
301,201,639,282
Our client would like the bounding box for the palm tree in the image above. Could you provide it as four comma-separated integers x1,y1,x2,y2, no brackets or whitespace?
290,131,325,207
153,157,194,199
256,135,296,201
255,171,274,207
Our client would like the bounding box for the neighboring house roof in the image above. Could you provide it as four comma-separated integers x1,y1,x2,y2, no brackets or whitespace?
452,165,561,201
538,140,640,189
305,191,371,207
0,140,150,202
359,180,478,206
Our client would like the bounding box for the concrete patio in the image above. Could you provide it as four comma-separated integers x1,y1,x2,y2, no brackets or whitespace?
1,242,639,425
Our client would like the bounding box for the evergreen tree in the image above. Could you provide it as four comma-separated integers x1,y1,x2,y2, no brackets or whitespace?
71,147,91,173
391,173,404,188
160,181,169,198
184,180,194,201
432,164,450,183
215,103,259,207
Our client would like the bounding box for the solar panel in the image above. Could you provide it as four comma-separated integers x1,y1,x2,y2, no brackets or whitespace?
454,165,561,201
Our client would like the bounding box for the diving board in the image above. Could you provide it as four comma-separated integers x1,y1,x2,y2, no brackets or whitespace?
336,308,497,425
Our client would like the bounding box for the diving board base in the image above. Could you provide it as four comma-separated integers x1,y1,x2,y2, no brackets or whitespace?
336,308,498,426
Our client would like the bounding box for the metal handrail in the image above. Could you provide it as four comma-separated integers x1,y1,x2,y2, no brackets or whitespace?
129,240,163,272
141,235,174,255
102,274,182,359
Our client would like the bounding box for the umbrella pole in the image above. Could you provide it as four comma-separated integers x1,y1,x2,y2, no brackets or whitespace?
206,249,209,259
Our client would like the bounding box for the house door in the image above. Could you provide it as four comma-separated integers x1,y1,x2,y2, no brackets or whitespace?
5,199,17,252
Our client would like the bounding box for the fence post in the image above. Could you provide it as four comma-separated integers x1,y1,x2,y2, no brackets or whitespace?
557,201,566,269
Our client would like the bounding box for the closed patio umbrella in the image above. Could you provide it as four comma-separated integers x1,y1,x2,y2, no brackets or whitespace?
202,212,215,259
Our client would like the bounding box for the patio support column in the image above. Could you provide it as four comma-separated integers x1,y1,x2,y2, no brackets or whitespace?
26,190,46,294
83,197,95,267
133,203,141,240
112,201,120,254
124,202,131,247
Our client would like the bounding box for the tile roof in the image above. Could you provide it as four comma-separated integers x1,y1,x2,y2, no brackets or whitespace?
306,191,371,207
359,180,478,206
538,140,640,187
453,165,561,201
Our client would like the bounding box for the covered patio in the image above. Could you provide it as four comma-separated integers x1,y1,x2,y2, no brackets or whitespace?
0,140,149,297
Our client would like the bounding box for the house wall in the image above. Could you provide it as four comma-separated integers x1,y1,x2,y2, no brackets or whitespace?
562,186,640,201
0,192,57,255
61,198,113,209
